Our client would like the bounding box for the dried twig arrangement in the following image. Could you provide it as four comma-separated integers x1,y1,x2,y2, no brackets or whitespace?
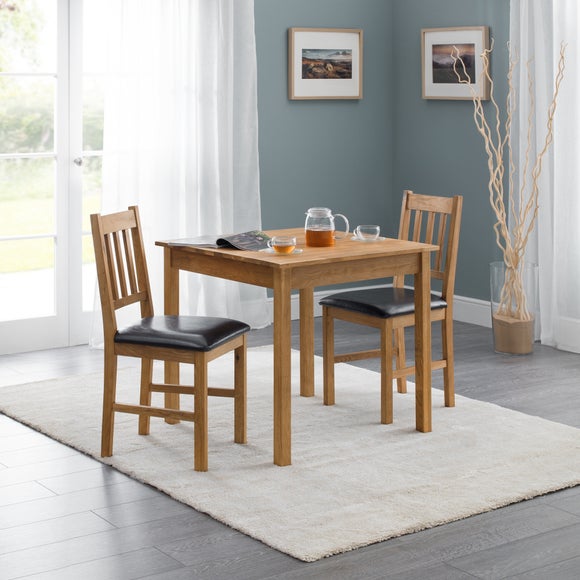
452,42,566,321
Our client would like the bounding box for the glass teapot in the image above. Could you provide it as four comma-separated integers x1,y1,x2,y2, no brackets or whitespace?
304,207,350,247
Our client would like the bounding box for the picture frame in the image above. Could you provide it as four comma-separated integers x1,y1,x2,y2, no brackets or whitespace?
288,27,363,100
421,26,490,100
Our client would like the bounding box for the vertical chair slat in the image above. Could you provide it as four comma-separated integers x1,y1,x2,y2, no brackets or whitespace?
122,229,139,294
104,234,119,301
425,213,435,244
412,210,423,242
113,231,128,298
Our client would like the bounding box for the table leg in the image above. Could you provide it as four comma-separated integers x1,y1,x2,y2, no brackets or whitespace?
299,288,315,397
273,271,292,466
163,248,180,421
414,250,432,432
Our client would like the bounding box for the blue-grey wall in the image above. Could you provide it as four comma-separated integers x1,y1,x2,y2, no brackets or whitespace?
255,0,395,236
254,0,510,301
391,0,509,300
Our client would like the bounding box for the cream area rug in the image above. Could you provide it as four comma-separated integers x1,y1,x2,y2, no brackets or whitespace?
1,346,580,563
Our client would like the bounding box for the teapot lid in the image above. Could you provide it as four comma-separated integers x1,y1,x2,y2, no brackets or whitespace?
306,207,331,217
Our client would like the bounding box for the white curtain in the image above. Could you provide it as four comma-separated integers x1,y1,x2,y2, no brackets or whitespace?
510,0,580,353
99,0,270,328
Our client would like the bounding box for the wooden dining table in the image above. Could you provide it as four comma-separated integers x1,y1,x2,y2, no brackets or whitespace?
156,227,438,466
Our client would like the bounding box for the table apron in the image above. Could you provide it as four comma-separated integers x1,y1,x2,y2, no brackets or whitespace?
170,249,423,290
172,251,274,287
289,253,421,288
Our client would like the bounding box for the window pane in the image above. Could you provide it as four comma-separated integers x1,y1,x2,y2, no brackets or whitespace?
81,156,102,230
0,76,55,154
81,157,100,312
0,238,55,321
83,1,110,74
0,236,54,272
0,0,57,73
0,157,55,236
82,234,96,311
83,76,104,151
82,0,106,318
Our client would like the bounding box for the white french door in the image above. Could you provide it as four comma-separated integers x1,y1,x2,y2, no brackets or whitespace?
0,0,105,354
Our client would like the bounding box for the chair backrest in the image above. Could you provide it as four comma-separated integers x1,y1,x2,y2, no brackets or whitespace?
395,190,463,300
90,206,154,337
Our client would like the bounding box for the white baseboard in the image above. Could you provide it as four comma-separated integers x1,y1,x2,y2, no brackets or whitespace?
452,295,491,328
265,284,492,328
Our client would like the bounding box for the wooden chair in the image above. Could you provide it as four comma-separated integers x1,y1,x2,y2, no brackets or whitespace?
91,206,250,471
320,190,463,424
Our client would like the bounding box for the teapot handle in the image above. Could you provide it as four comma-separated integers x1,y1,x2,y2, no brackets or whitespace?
333,214,350,239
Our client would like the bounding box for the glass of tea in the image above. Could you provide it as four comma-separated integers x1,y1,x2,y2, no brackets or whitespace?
267,235,297,254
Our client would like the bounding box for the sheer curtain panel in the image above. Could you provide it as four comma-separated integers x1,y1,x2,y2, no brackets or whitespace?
510,0,580,353
99,0,269,328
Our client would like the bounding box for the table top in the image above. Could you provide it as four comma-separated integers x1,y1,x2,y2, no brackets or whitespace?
157,228,438,270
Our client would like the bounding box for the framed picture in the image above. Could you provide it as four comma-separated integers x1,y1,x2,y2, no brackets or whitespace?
421,26,490,100
288,27,363,100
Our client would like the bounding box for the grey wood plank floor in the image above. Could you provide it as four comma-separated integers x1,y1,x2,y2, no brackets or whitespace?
1,320,579,579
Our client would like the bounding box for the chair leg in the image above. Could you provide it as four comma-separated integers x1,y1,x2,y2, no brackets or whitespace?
380,321,394,424
442,315,455,407
394,327,407,393
138,358,153,435
194,358,209,472
233,340,247,444
101,347,117,457
322,306,335,406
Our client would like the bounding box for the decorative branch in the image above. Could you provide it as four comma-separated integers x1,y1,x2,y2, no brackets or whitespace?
452,42,566,321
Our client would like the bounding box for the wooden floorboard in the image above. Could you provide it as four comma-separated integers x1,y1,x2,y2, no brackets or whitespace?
0,320,579,579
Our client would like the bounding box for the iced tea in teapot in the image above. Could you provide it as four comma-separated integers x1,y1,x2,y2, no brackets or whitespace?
304,207,349,247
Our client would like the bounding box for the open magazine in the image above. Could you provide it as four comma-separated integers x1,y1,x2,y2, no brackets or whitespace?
166,230,271,251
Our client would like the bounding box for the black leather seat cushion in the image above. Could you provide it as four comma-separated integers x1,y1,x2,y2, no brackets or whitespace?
115,315,250,352
320,287,447,318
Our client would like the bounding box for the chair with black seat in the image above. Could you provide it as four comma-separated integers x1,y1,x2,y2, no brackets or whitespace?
320,190,463,425
91,206,250,471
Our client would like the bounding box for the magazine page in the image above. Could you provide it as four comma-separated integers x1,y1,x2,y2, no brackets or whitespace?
166,230,271,251
217,230,270,250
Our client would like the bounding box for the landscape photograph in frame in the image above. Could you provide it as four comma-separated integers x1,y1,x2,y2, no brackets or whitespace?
288,28,363,100
421,26,490,100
